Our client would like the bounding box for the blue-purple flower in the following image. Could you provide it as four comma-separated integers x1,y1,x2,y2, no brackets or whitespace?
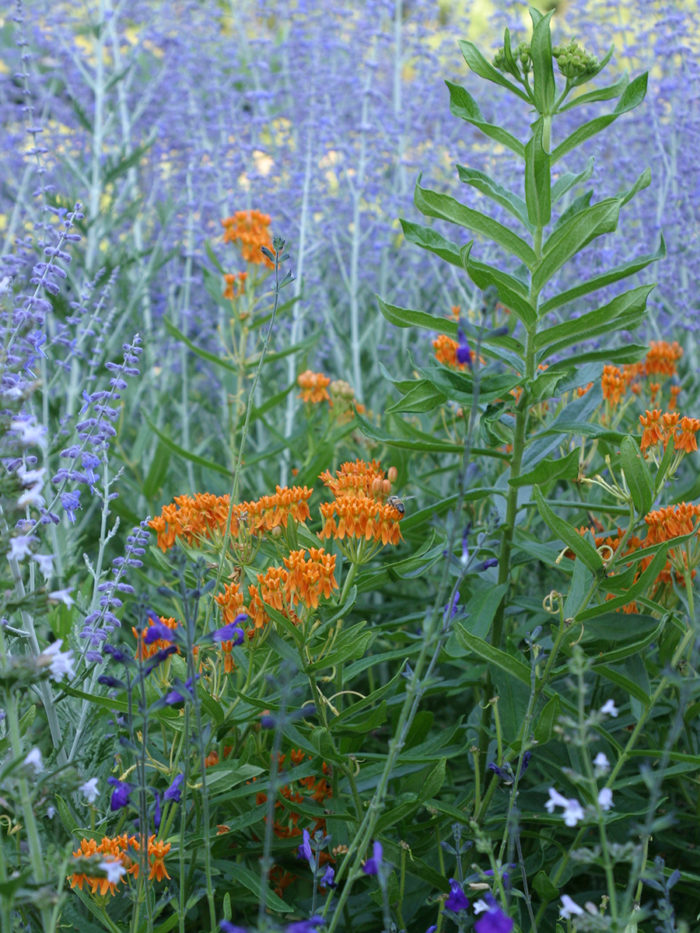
445,877,470,912
298,828,313,863
362,840,383,876
474,895,514,933
286,917,324,933
211,622,245,645
107,777,132,811
164,773,184,803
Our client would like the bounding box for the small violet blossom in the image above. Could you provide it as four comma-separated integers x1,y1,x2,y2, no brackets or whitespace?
80,777,99,803
445,877,470,912
560,894,585,919
286,917,324,933
598,787,614,811
298,828,313,863
320,864,336,888
219,923,247,933
8,535,34,562
600,699,619,717
48,589,74,608
164,773,184,803
108,777,132,811
211,622,245,645
545,788,585,827
362,840,383,876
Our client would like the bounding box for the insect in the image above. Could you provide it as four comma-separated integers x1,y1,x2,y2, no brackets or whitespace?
387,495,406,515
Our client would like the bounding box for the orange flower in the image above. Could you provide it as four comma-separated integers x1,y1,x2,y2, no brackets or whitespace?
149,493,241,551
69,836,140,895
433,334,465,370
675,416,700,453
320,459,389,500
577,382,594,397
283,547,338,609
221,210,274,267
644,503,700,544
645,340,682,378
223,270,247,300
639,409,665,450
244,485,313,533
318,496,402,546
669,385,681,410
297,370,331,403
147,837,171,882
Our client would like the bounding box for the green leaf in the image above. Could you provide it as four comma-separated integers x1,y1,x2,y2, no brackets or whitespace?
509,447,580,488
579,547,671,619
558,72,630,112
231,864,293,913
415,181,538,270
535,285,654,355
544,343,647,372
145,417,231,477
534,694,560,745
400,218,463,266
456,164,532,230
563,557,594,618
164,316,239,375
462,248,537,329
446,81,526,156
593,662,651,709
525,118,551,226
552,72,648,163
619,435,654,516
453,625,531,684
551,156,595,203
529,9,555,114
445,584,507,646
143,439,170,500
386,381,447,414
533,869,560,900
355,411,464,453
533,487,603,572
569,613,663,663
534,197,622,293
377,296,457,337
458,41,531,102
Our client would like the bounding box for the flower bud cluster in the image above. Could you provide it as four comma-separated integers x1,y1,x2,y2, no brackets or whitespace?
552,39,599,80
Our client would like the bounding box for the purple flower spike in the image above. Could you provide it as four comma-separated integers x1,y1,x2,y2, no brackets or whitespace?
144,620,178,644
164,773,184,803
298,828,313,863
362,840,383,876
456,328,472,366
445,877,470,912
211,623,245,645
107,777,132,811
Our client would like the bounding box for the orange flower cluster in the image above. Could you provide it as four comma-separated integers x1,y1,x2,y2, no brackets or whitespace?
433,334,466,370
602,342,683,410
298,369,331,404
133,616,179,660
223,270,247,300
216,547,337,631
149,486,313,551
639,410,700,454
69,835,171,894
255,748,332,840
221,210,274,267
318,460,403,547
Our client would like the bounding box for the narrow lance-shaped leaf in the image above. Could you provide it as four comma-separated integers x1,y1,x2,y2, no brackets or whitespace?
377,296,458,336
619,435,654,517
558,72,630,112
551,157,595,203
446,81,526,157
529,9,556,114
458,40,531,102
462,247,537,329
525,117,551,226
533,487,603,572
415,181,538,270
400,219,462,267
552,72,648,163
457,164,532,231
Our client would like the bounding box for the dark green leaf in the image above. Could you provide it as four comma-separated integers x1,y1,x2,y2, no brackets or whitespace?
377,296,457,336
544,344,647,372
446,81,526,156
552,72,648,162
386,381,447,414
510,447,580,488
534,694,560,745
551,156,595,203
458,41,531,102
456,164,532,230
145,417,231,477
558,72,630,112
400,218,463,266
525,118,551,226
593,662,651,708
619,435,654,516
533,487,603,572
415,181,537,270
462,248,536,329
529,9,556,114
454,625,531,684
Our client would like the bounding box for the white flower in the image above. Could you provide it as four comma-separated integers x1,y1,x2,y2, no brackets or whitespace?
48,589,74,608
41,640,75,682
600,699,619,717
24,747,43,772
473,899,489,914
47,805,56,818
16,465,46,508
8,535,34,562
598,787,614,811
593,752,610,775
99,858,126,886
80,777,100,803
31,553,54,579
545,787,585,827
11,417,47,448
560,894,585,919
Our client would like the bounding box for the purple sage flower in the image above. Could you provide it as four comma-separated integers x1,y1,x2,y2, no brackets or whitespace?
107,777,132,811
164,773,184,803
445,877,470,912
362,840,383,876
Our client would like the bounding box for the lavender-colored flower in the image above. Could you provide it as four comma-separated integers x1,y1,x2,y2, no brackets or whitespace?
545,788,585,827
560,894,585,919
40,639,75,681
320,864,336,888
107,777,132,811
99,858,126,886
8,535,34,561
24,748,43,773
164,773,184,803
362,840,383,876
600,699,619,717
164,678,195,706
79,777,99,803
210,622,245,645
286,917,324,933
144,619,178,644
456,327,472,366
593,752,610,776
445,877,470,912
298,828,313,863
598,787,614,811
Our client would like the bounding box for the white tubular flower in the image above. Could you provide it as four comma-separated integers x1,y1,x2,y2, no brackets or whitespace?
598,787,614,811
24,748,43,772
40,640,75,682
80,778,100,803
560,894,585,919
600,699,619,717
